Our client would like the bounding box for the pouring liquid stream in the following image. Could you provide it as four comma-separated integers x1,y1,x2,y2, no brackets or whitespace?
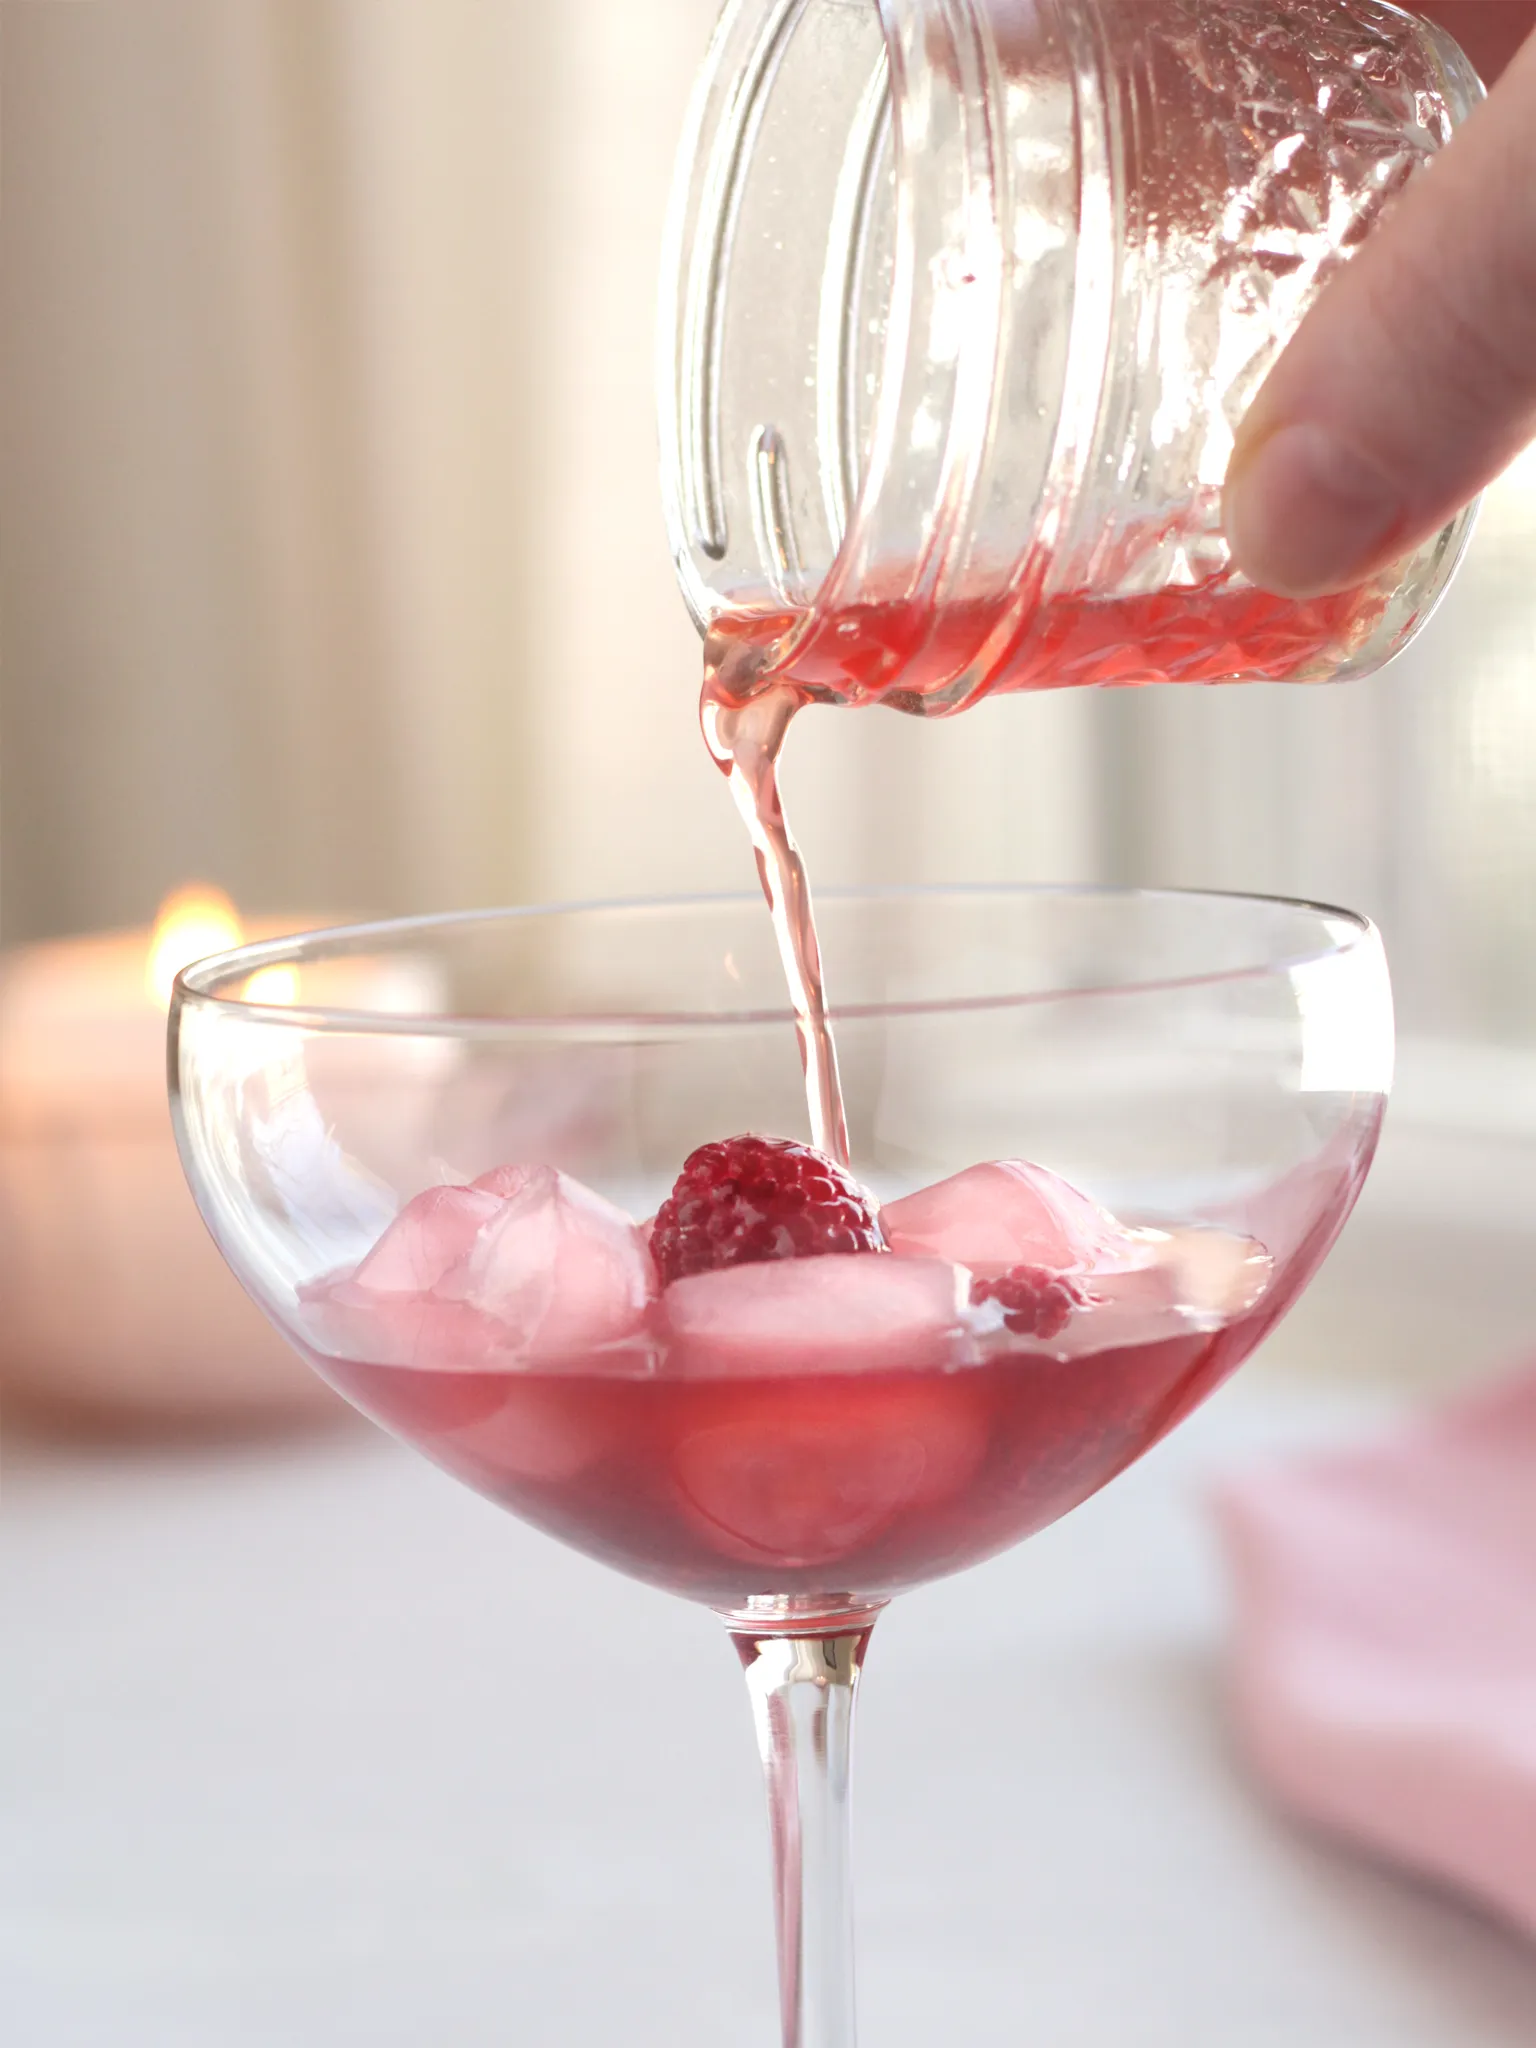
702,680,851,1168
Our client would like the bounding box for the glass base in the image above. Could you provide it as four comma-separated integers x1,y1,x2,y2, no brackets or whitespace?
721,1592,888,1636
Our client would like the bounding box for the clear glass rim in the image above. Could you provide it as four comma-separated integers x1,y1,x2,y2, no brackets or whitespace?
172,884,1378,1039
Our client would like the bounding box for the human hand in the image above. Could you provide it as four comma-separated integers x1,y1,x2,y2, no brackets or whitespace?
1224,3,1536,599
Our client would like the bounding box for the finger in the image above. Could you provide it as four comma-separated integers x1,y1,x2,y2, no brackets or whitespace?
1415,2,1535,84
1224,26,1536,600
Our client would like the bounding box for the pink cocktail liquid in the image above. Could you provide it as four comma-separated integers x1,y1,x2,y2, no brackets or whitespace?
297,1159,1350,1615
704,575,1386,712
312,1249,1287,1613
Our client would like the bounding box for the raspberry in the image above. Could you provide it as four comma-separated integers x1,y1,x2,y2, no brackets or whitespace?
651,1135,886,1285
971,1265,1086,1340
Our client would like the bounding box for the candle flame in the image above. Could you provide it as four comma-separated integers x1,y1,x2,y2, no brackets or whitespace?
146,885,245,1006
244,964,301,1006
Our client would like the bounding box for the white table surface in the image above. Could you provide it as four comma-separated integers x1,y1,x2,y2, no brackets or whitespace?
6,1373,1536,2048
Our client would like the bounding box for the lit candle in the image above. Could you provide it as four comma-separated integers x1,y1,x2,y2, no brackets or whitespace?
0,888,342,1430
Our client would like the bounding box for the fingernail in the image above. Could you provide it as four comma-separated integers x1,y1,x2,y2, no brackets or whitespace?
1225,422,1404,599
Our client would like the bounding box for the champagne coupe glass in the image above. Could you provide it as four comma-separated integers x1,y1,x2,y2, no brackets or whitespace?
170,887,1390,2045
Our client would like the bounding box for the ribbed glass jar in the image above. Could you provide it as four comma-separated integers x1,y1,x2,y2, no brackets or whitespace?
660,0,1482,712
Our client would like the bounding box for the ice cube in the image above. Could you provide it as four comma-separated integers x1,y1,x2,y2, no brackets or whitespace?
1055,1225,1272,1354
448,1165,655,1358
301,1283,508,1371
881,1161,1136,1279
664,1254,969,1378
674,1406,926,1567
302,1167,655,1370
299,1183,507,1365
442,1377,622,1483
671,1372,990,1569
349,1185,503,1295
1157,1226,1271,1319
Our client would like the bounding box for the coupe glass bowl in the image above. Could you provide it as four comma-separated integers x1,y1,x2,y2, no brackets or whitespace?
171,887,1390,2046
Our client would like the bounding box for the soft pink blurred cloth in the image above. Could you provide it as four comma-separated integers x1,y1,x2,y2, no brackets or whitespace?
1214,1369,1536,1938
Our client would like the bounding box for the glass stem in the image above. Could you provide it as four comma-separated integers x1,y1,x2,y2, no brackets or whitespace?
732,1621,876,2048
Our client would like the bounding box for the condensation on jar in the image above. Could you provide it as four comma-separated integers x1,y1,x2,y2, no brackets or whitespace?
660,0,1484,714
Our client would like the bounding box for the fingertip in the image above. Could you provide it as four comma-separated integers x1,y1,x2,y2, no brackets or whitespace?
1225,422,1406,600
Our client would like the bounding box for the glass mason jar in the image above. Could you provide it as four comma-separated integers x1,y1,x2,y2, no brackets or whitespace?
659,0,1483,713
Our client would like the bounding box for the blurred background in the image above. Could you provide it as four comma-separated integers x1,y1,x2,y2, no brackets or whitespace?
6,5,1536,2042
6,0,1536,1384
9,0,1536,987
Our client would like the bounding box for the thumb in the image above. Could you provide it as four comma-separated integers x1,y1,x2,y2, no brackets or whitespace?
1225,28,1536,601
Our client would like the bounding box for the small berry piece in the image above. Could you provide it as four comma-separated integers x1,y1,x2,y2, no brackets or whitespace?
971,1265,1086,1340
651,1136,886,1285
